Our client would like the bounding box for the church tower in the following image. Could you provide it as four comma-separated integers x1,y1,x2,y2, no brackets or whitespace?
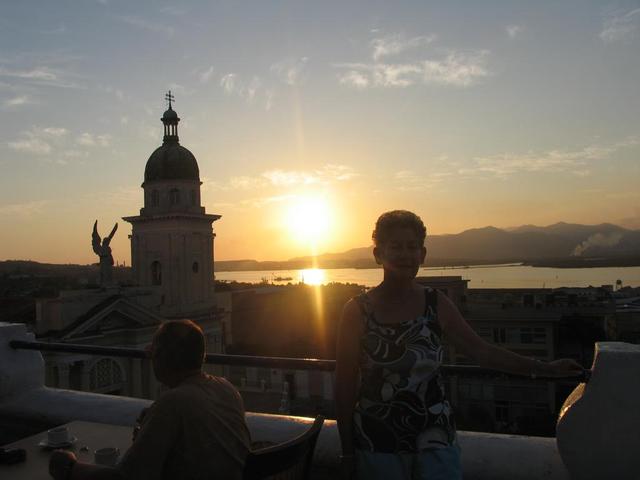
123,92,220,317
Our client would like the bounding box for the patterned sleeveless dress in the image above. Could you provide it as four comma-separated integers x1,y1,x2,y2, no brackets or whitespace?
353,288,456,453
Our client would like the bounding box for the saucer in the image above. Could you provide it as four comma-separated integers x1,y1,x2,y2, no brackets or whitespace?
38,436,78,449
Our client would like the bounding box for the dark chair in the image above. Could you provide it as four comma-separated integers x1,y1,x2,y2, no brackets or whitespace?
243,415,325,480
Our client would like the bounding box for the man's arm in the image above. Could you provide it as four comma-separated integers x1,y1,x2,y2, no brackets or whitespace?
49,451,123,480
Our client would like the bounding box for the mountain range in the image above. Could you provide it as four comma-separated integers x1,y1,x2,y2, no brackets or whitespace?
216,222,640,271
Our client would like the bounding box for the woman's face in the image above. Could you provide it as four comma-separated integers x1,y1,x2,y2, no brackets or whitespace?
374,226,426,278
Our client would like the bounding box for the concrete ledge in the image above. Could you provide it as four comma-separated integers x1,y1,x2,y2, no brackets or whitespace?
0,387,569,480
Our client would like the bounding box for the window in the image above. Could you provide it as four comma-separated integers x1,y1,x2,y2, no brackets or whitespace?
192,261,199,273
89,358,123,393
495,400,509,422
493,327,506,343
169,188,180,205
151,190,159,207
520,327,546,344
190,190,197,206
151,261,162,285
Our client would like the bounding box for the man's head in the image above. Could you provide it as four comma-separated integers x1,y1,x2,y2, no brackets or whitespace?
150,320,206,386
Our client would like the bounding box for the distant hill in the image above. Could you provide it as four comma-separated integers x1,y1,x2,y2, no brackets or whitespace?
216,222,640,271
4,223,640,275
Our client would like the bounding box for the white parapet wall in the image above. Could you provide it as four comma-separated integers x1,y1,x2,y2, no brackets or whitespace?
13,322,636,479
557,342,640,479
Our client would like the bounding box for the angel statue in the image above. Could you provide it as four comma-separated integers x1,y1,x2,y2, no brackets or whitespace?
92,220,118,286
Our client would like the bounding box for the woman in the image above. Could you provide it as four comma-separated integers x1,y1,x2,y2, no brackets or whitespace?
335,210,583,479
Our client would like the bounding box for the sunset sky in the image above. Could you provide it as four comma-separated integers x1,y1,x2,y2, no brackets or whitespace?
1,1,639,264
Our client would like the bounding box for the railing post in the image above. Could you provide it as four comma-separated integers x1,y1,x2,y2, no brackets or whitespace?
556,342,640,478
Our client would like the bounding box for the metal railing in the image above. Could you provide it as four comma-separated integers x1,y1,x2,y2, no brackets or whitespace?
9,340,591,382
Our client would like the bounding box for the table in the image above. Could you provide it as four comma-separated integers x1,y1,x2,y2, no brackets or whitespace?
1,420,133,480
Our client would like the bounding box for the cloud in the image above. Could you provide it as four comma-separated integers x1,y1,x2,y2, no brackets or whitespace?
8,137,52,155
460,137,639,178
220,73,265,106
393,170,452,191
0,66,83,89
336,32,490,89
122,16,174,37
7,127,68,155
228,176,268,190
600,8,640,42
0,200,49,217
422,51,490,86
4,95,34,107
338,70,370,89
199,66,215,84
270,57,309,86
209,164,358,192
337,51,489,88
506,25,523,38
76,133,111,147
263,164,358,186
371,34,436,61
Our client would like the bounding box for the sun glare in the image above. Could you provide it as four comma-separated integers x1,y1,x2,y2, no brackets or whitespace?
300,268,325,285
285,195,331,245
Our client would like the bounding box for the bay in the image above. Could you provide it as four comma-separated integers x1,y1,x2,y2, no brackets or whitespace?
215,264,640,289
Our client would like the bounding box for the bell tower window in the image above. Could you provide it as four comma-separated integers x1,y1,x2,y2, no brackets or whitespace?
169,189,180,205
151,190,159,207
151,261,162,285
190,190,196,206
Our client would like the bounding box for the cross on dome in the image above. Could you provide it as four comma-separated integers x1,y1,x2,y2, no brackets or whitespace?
165,90,175,109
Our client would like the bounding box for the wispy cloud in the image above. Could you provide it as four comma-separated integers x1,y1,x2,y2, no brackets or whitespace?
76,132,111,147
270,57,309,86
122,16,174,38
220,73,267,107
506,25,523,38
0,66,84,89
600,8,640,43
393,169,452,191
3,95,34,108
0,200,49,217
199,66,215,84
263,164,358,186
8,127,68,155
336,33,490,89
423,51,490,86
206,164,358,192
371,34,436,61
460,137,639,178
337,50,489,88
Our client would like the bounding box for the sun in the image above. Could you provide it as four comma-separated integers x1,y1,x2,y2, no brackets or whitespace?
284,195,331,246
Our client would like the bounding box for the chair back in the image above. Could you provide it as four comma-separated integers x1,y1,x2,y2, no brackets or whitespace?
243,415,325,480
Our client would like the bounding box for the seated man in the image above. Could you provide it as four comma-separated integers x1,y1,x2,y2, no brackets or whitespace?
50,320,251,480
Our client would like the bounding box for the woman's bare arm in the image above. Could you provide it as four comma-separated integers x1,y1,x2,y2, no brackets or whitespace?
334,299,364,455
437,291,583,377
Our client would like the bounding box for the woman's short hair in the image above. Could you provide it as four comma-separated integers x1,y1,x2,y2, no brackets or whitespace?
153,319,205,371
372,210,427,246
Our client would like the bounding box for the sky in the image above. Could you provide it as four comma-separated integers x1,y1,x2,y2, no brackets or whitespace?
1,1,639,264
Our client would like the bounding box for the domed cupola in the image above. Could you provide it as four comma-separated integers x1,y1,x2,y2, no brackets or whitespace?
144,91,200,183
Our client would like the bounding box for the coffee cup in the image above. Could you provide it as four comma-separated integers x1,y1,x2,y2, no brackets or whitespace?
94,447,120,466
47,426,70,445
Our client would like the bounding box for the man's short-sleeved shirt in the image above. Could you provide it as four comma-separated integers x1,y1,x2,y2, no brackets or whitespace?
118,373,251,480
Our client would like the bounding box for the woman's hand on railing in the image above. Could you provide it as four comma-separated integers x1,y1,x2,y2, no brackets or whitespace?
545,359,584,377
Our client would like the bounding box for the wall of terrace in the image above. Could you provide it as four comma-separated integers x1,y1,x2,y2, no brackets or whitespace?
1,322,638,479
